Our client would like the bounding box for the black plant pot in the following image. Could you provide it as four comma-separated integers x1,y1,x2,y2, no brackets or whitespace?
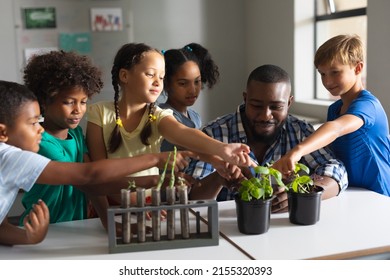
235,195,274,235
287,186,324,225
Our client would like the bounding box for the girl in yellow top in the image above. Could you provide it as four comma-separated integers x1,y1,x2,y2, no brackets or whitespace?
87,43,252,171
86,43,253,214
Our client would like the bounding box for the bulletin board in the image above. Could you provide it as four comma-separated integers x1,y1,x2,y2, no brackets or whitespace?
13,0,133,93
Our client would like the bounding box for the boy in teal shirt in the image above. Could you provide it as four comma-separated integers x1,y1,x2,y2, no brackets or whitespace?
20,51,101,224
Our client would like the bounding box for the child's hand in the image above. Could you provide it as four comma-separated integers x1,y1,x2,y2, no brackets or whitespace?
22,199,50,244
272,150,302,177
174,151,198,171
213,160,243,181
157,151,198,171
220,143,256,167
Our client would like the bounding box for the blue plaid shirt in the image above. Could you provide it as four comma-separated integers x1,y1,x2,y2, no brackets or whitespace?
186,103,348,200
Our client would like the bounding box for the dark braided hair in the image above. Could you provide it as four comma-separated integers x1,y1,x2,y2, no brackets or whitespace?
163,42,220,92
140,103,157,146
109,43,161,152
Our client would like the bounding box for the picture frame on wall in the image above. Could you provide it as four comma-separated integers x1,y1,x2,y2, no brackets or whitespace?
23,7,56,29
90,7,123,31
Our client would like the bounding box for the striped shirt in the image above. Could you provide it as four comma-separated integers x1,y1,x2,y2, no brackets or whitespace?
0,143,50,223
186,104,348,200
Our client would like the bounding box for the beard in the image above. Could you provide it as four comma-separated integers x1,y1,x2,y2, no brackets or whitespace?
249,120,285,145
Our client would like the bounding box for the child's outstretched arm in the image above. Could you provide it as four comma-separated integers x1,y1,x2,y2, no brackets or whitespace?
273,114,363,175
159,116,254,167
0,200,49,245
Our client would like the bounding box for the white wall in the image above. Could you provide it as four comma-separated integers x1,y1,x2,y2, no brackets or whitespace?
0,0,246,124
127,0,247,123
0,1,19,82
1,0,390,126
366,1,390,117
244,0,294,79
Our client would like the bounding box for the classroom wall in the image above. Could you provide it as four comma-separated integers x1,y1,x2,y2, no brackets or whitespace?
0,0,246,124
366,1,390,116
1,1,389,126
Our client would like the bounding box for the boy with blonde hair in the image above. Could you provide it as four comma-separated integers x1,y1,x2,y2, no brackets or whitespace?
274,34,390,196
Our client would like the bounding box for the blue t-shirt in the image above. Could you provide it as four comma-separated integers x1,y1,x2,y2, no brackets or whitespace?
158,103,201,152
328,90,390,196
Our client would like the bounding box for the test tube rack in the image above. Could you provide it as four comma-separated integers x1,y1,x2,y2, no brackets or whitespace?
107,199,219,254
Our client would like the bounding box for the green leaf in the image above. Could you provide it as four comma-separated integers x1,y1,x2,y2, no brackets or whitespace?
269,167,285,187
254,165,269,175
168,146,177,189
156,151,171,190
296,162,310,175
297,175,313,185
241,190,251,201
264,184,273,198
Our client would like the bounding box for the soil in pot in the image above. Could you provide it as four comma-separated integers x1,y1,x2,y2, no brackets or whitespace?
235,195,274,234
287,186,324,225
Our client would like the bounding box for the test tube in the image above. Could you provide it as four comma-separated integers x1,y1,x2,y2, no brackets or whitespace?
151,187,161,241
136,188,146,242
121,188,131,244
166,186,176,240
179,186,190,239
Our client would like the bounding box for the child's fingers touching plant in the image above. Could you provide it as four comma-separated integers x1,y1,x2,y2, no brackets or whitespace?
220,143,255,167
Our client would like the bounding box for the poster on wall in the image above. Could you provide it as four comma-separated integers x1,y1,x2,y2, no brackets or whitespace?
59,33,92,54
90,7,123,31
23,7,56,29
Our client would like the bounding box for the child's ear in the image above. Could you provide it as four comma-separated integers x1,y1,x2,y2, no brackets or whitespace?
0,124,8,142
119,68,129,84
354,62,363,75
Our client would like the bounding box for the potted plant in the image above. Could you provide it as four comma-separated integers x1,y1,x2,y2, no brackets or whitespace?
235,165,285,234
285,163,324,225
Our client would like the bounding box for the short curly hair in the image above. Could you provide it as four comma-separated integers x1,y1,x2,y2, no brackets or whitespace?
23,50,104,114
0,80,37,127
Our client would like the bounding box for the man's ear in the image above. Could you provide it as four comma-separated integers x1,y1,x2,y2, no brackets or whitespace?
243,91,247,103
0,124,8,142
288,95,294,108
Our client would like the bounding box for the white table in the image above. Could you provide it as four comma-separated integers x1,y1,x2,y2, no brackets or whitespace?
0,208,249,260
212,188,390,259
1,188,389,260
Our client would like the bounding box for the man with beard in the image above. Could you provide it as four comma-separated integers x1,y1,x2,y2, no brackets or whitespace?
186,64,348,213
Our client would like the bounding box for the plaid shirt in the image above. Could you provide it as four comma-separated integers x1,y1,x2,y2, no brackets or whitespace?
186,103,348,200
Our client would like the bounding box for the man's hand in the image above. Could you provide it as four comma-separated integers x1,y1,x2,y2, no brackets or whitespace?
271,186,288,213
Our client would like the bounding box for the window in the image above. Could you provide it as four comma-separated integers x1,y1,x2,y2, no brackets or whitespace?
315,0,367,100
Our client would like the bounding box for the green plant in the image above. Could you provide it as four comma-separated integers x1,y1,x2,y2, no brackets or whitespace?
156,146,177,190
237,165,285,202
285,163,314,194
127,180,136,190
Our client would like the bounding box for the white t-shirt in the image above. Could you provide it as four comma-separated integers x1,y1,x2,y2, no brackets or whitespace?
0,143,50,223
